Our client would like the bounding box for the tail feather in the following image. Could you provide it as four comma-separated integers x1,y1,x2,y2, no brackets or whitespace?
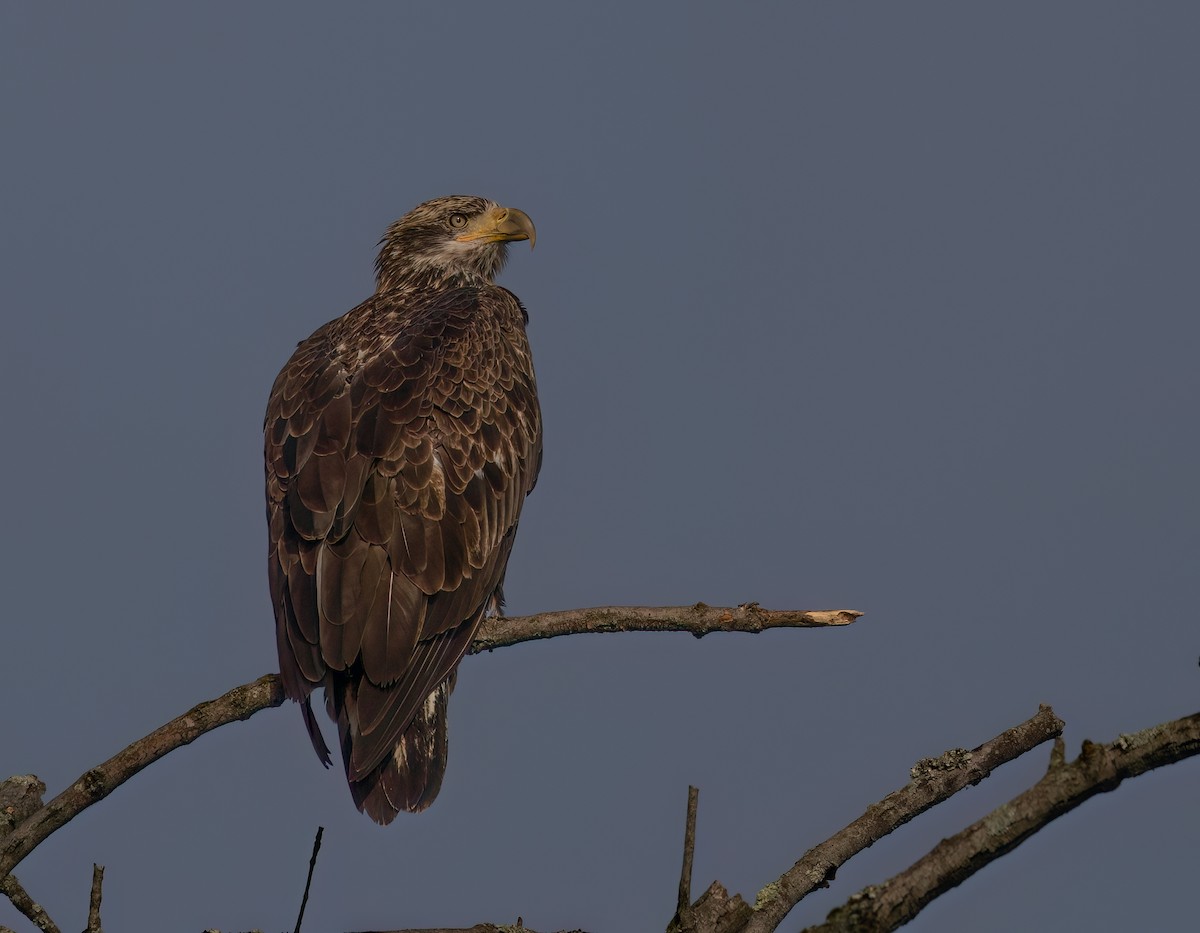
299,695,332,767
338,672,456,824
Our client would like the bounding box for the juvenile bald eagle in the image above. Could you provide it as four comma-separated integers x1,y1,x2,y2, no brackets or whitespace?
264,196,542,823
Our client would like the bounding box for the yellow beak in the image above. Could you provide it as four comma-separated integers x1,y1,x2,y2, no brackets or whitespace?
455,205,536,248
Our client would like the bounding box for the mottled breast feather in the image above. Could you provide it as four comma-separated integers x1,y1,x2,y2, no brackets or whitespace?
265,276,541,821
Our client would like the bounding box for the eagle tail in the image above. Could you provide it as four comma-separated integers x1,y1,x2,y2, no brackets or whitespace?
339,673,456,824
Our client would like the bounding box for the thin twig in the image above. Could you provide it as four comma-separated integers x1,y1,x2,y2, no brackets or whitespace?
471,605,861,653
294,826,324,933
806,711,1200,933
739,705,1064,933
681,781,700,911
678,787,699,919
86,863,104,933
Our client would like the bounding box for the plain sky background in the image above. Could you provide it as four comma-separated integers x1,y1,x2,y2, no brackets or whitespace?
2,3,1196,931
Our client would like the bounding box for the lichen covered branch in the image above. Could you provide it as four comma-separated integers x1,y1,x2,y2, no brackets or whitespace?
740,705,1065,933
806,711,1200,933
0,875,60,933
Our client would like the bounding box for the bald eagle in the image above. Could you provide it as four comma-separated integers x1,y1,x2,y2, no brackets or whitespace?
264,196,542,823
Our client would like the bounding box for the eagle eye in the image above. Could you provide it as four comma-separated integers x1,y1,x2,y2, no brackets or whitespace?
448,213,468,229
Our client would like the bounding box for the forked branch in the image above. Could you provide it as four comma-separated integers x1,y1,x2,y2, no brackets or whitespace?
805,711,1200,933
738,705,1065,932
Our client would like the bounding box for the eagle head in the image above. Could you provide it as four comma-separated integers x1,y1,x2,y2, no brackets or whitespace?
375,195,536,291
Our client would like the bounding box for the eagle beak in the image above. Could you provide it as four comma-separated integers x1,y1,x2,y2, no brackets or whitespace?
456,206,536,249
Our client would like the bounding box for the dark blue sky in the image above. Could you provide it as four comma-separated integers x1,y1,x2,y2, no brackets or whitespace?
2,4,1196,931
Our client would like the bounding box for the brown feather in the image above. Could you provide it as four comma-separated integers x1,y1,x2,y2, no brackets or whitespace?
351,617,476,778
349,673,455,820
286,558,319,643
360,567,424,685
354,473,396,544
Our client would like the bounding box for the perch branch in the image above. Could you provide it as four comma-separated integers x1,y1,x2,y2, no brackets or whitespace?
739,705,1064,933
806,711,1200,933
471,605,860,653
0,605,854,884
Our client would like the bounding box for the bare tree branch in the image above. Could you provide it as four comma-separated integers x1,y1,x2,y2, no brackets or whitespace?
86,864,104,933
294,826,324,933
3,597,1192,933
348,708,1200,933
738,705,1065,933
0,875,60,933
352,926,587,933
674,881,752,933
0,777,45,834
0,776,60,933
0,605,856,886
470,605,861,653
668,786,701,932
805,711,1200,933
0,675,285,885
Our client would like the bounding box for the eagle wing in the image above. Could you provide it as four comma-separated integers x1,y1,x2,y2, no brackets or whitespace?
265,285,541,799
